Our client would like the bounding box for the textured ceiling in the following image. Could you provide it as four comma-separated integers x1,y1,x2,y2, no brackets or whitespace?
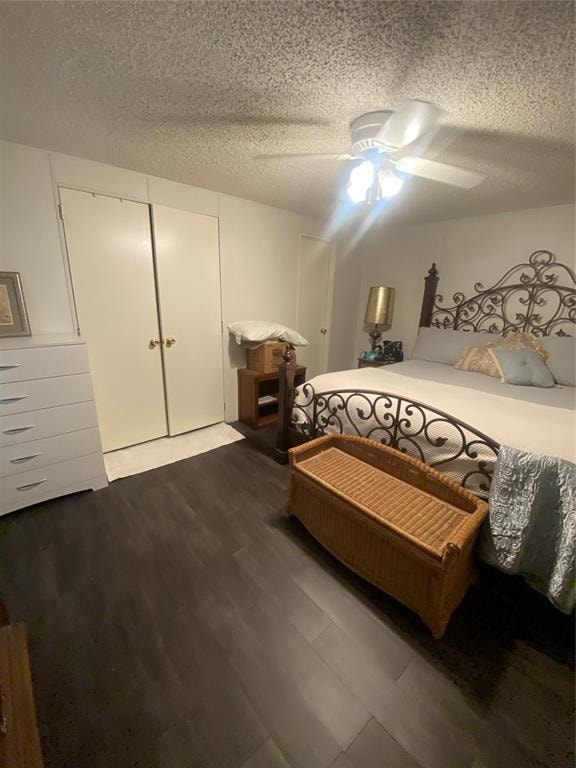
0,1,574,224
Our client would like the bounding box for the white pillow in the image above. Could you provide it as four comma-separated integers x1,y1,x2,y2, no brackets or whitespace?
228,320,309,346
411,327,502,365
540,335,576,386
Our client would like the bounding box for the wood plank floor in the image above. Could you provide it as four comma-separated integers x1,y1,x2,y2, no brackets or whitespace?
0,430,573,768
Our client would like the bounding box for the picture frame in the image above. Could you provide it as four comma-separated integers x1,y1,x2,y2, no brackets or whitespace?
376,340,403,362
0,271,31,338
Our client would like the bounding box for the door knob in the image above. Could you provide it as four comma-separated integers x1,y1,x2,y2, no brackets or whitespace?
320,328,328,335
165,336,176,347
149,338,161,348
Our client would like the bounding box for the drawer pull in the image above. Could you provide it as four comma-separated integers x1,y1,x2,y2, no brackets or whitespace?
0,364,23,371
16,478,47,492
10,452,42,465
3,425,36,435
0,395,29,404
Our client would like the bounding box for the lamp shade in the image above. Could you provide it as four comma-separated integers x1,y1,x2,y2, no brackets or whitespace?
364,286,395,327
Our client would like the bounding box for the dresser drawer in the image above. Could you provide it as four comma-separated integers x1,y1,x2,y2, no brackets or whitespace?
0,427,102,478
0,343,89,383
0,374,94,416
0,453,106,510
1,401,100,446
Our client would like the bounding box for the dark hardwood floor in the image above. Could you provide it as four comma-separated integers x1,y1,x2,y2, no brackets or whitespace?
0,427,573,768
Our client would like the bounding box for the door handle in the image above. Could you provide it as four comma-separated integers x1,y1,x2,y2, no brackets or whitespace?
165,336,176,347
149,338,161,349
320,328,328,335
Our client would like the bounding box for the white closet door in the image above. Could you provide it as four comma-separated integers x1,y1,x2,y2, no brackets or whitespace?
153,205,224,435
60,188,167,452
297,236,333,378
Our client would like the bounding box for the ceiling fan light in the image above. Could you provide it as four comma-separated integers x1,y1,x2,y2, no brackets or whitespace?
346,160,375,203
346,183,369,203
350,160,374,187
378,169,404,198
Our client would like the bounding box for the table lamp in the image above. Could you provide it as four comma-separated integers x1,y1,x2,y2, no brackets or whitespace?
364,286,395,350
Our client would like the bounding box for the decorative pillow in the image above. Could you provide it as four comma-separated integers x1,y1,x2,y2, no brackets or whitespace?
540,336,576,387
454,345,500,376
453,332,548,377
488,348,555,387
228,321,309,346
492,332,548,360
411,327,502,365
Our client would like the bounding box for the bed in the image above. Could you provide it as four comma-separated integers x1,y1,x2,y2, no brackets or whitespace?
290,360,575,497
276,250,576,486
275,249,576,496
276,249,576,611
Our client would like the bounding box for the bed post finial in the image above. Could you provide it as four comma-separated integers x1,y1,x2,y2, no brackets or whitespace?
419,262,439,328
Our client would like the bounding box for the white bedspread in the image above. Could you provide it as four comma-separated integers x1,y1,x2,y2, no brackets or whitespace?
292,361,575,483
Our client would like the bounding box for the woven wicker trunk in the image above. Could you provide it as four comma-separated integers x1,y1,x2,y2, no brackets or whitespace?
288,434,488,638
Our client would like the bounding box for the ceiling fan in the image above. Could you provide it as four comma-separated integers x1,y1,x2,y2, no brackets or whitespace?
256,100,487,204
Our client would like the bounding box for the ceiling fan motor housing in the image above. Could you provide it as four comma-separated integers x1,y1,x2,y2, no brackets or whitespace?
350,111,395,156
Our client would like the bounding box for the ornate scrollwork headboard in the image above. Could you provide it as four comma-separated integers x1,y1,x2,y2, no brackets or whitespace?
421,250,576,337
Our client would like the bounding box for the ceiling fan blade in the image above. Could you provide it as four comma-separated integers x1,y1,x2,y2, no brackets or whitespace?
388,127,440,163
395,156,486,189
255,153,354,160
376,100,444,149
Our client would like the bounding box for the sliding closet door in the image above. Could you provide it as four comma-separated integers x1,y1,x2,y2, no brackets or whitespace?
152,205,224,435
60,188,167,451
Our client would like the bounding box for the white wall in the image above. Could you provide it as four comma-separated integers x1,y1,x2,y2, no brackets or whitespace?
0,143,75,332
0,140,330,422
219,195,325,419
353,204,576,359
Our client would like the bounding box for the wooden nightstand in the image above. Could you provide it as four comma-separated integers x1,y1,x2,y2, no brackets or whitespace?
357,357,398,369
238,366,306,429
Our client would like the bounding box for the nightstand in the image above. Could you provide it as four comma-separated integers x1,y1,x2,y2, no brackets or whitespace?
238,366,306,429
357,357,398,369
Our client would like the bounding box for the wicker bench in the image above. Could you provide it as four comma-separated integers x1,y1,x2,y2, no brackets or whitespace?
288,434,488,638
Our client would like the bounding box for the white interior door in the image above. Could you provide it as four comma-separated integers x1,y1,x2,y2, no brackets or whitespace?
296,236,333,378
153,205,224,435
60,188,167,451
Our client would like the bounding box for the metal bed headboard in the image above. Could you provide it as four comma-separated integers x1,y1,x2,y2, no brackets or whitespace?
420,250,576,337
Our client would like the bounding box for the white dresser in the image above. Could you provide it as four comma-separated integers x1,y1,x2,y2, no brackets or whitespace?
0,335,107,517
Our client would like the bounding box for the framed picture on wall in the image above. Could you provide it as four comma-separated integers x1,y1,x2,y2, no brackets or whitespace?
0,271,31,337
